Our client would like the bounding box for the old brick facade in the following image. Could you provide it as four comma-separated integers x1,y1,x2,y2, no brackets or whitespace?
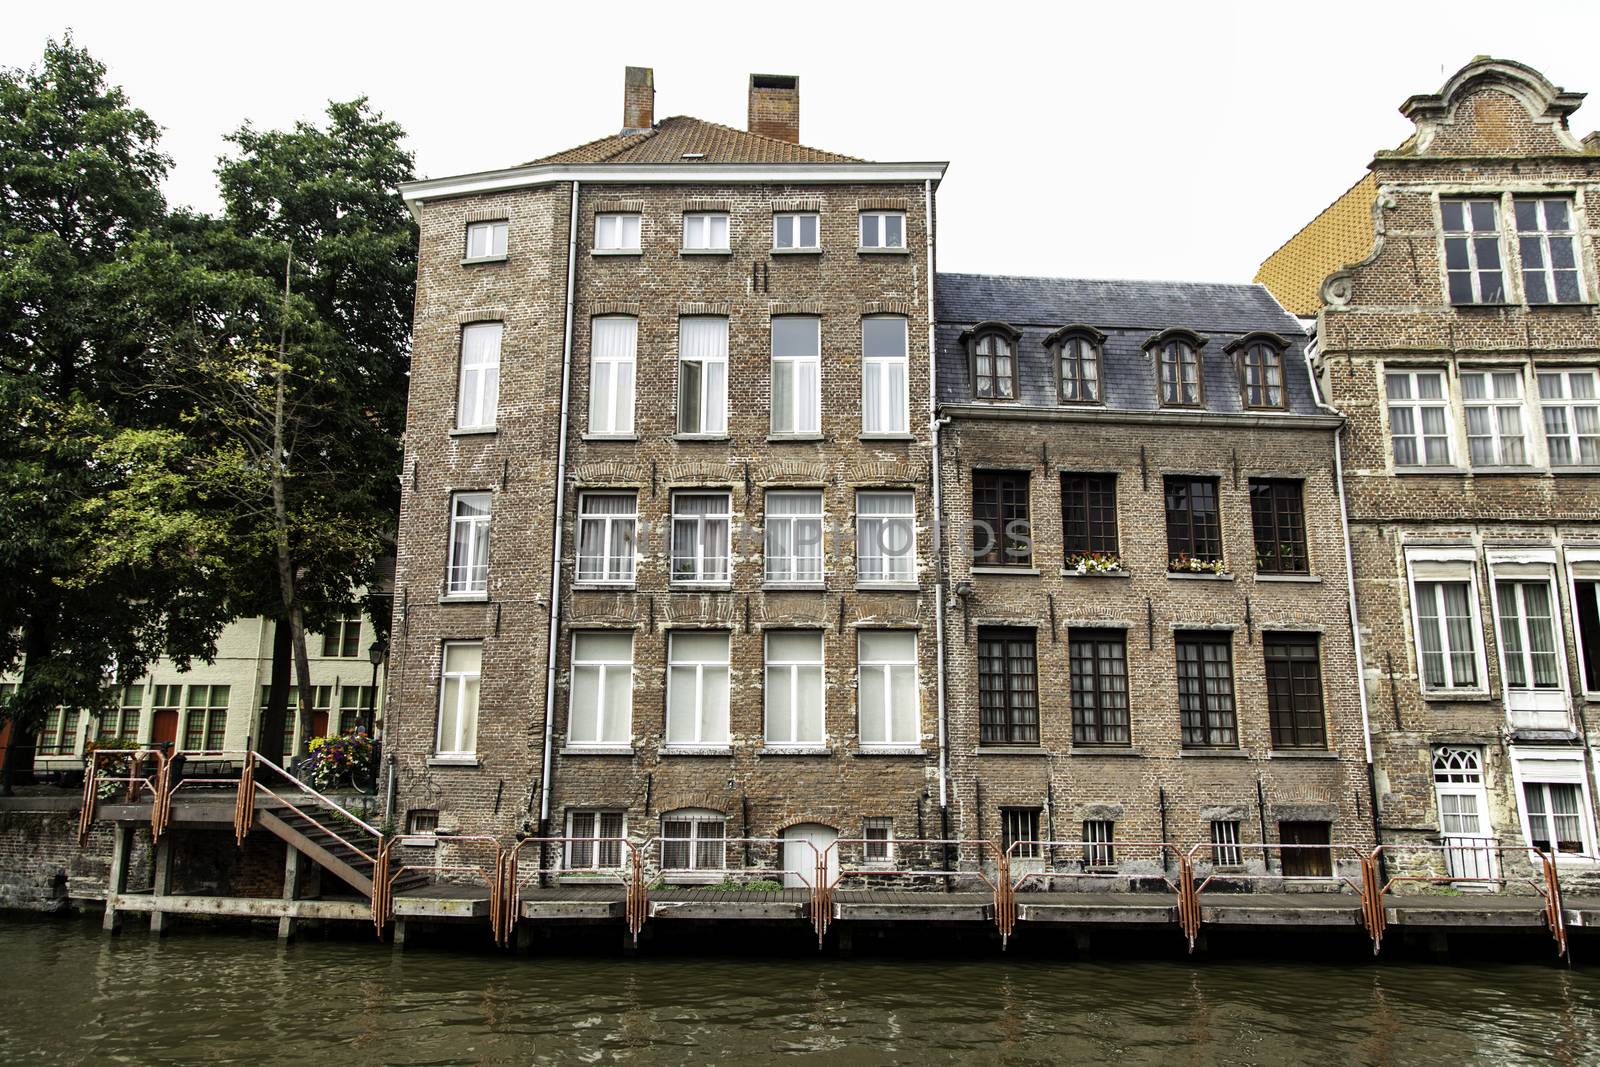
1262,58,1600,887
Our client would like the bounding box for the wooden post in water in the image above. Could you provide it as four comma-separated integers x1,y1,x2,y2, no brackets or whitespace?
149,834,176,936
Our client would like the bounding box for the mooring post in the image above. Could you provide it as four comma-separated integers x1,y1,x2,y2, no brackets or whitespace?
278,845,304,941
102,824,133,933
149,832,176,936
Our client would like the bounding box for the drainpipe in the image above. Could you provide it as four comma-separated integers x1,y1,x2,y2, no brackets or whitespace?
924,177,950,816
538,180,580,833
1303,332,1385,869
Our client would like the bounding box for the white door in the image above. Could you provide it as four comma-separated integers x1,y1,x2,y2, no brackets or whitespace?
782,823,838,890
1433,747,1497,883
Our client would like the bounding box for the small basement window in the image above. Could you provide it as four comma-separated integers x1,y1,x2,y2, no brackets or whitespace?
407,809,439,834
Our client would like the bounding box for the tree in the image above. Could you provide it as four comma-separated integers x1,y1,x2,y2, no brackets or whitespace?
0,36,232,789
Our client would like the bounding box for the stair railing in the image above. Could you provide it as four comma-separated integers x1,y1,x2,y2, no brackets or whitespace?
246,751,383,869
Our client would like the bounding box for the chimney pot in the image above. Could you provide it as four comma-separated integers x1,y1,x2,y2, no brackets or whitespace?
748,73,800,144
623,66,654,132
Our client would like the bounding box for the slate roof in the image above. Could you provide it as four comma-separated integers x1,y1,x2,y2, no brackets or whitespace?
935,273,1320,416
525,116,860,166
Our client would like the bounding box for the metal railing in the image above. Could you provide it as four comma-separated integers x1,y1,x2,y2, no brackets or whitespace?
77,749,172,843
1370,840,1567,957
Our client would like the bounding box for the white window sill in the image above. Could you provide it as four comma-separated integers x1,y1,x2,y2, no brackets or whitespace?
592,248,642,256
439,592,490,604
1168,571,1234,581
1268,749,1340,760
460,255,507,266
974,746,1050,756
858,432,916,442
767,433,824,443
659,745,733,757
561,745,635,756
582,433,639,443
855,582,919,593
1178,748,1248,759
858,246,910,255
657,870,726,884
573,582,636,592
671,582,733,592
771,247,821,255
426,755,481,768
1254,573,1320,584
449,426,497,438
971,566,1039,576
672,433,730,442
1393,465,1467,476
758,745,831,757
1551,466,1600,476
1060,568,1131,579
1069,746,1144,757
763,582,826,592
556,872,627,886
1420,689,1493,703
855,746,926,757
680,248,732,256
1469,465,1539,476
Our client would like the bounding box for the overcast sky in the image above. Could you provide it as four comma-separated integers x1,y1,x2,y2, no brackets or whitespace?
8,1,1599,283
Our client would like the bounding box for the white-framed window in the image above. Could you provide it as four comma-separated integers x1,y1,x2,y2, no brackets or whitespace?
436,641,481,757
1460,369,1528,466
1433,747,1498,881
595,212,641,252
1523,782,1588,855
465,219,508,260
568,632,632,747
446,492,491,596
666,632,730,747
670,492,731,584
857,630,918,748
859,211,905,249
678,316,728,435
576,492,637,585
771,316,820,435
456,322,502,431
1407,552,1486,694
863,817,894,864
774,212,819,251
862,316,909,435
764,630,824,746
588,316,637,436
1569,552,1600,697
1514,197,1583,305
566,810,625,869
1491,566,1568,725
856,490,915,586
1385,369,1452,467
1442,198,1506,304
660,809,726,871
1538,369,1600,466
682,213,729,251
765,490,823,585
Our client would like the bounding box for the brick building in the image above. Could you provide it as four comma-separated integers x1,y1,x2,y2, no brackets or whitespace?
935,274,1374,877
1259,57,1600,883
391,69,948,877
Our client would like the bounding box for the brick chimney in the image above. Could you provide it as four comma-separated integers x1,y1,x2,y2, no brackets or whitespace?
748,74,800,143
622,66,654,132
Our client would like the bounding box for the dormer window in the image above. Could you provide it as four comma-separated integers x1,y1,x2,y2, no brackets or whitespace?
1150,330,1205,408
1226,333,1288,409
1047,326,1105,405
964,323,1020,401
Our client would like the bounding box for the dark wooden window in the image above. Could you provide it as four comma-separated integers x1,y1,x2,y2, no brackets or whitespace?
1250,479,1308,574
1265,633,1326,749
1001,807,1042,860
1061,474,1118,558
978,628,1039,745
1157,339,1202,406
1575,580,1600,694
1070,629,1130,745
1164,477,1222,565
972,470,1031,567
407,809,439,834
1237,342,1285,408
1279,821,1332,877
1057,335,1102,403
1176,632,1236,747
972,332,1017,400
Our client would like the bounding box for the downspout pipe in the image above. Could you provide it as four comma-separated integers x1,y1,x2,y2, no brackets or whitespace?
925,177,950,813
539,180,580,831
1303,331,1385,861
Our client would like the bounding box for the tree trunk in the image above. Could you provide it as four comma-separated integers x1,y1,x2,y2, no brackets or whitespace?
259,616,292,763
1,615,55,795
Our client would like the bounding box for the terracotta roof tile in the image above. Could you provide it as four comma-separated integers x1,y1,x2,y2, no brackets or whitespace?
523,116,860,166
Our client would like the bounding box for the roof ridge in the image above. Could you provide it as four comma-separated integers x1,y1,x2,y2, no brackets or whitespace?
939,270,1271,291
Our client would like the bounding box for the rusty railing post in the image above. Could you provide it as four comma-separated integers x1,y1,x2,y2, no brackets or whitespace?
77,756,98,845
233,751,257,846
1176,850,1201,952
1360,848,1386,956
1538,849,1568,959
372,836,394,938
994,845,1014,947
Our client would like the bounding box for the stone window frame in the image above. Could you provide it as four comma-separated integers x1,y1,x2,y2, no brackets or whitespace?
1381,363,1459,471
1145,327,1208,409
1045,324,1106,406
1506,748,1599,863
1564,547,1600,699
1514,195,1587,305
1402,546,1491,700
960,321,1022,402
1536,366,1600,468
1459,365,1534,469
1434,189,1597,308
1439,195,1509,305
1223,331,1290,411
1485,548,1574,726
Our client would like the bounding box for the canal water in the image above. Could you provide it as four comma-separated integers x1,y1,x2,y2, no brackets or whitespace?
1,920,1597,1066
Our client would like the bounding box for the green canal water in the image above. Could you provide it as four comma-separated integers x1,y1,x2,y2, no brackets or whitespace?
1,920,1598,1066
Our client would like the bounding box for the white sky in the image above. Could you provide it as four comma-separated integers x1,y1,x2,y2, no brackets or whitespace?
7,0,1599,283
